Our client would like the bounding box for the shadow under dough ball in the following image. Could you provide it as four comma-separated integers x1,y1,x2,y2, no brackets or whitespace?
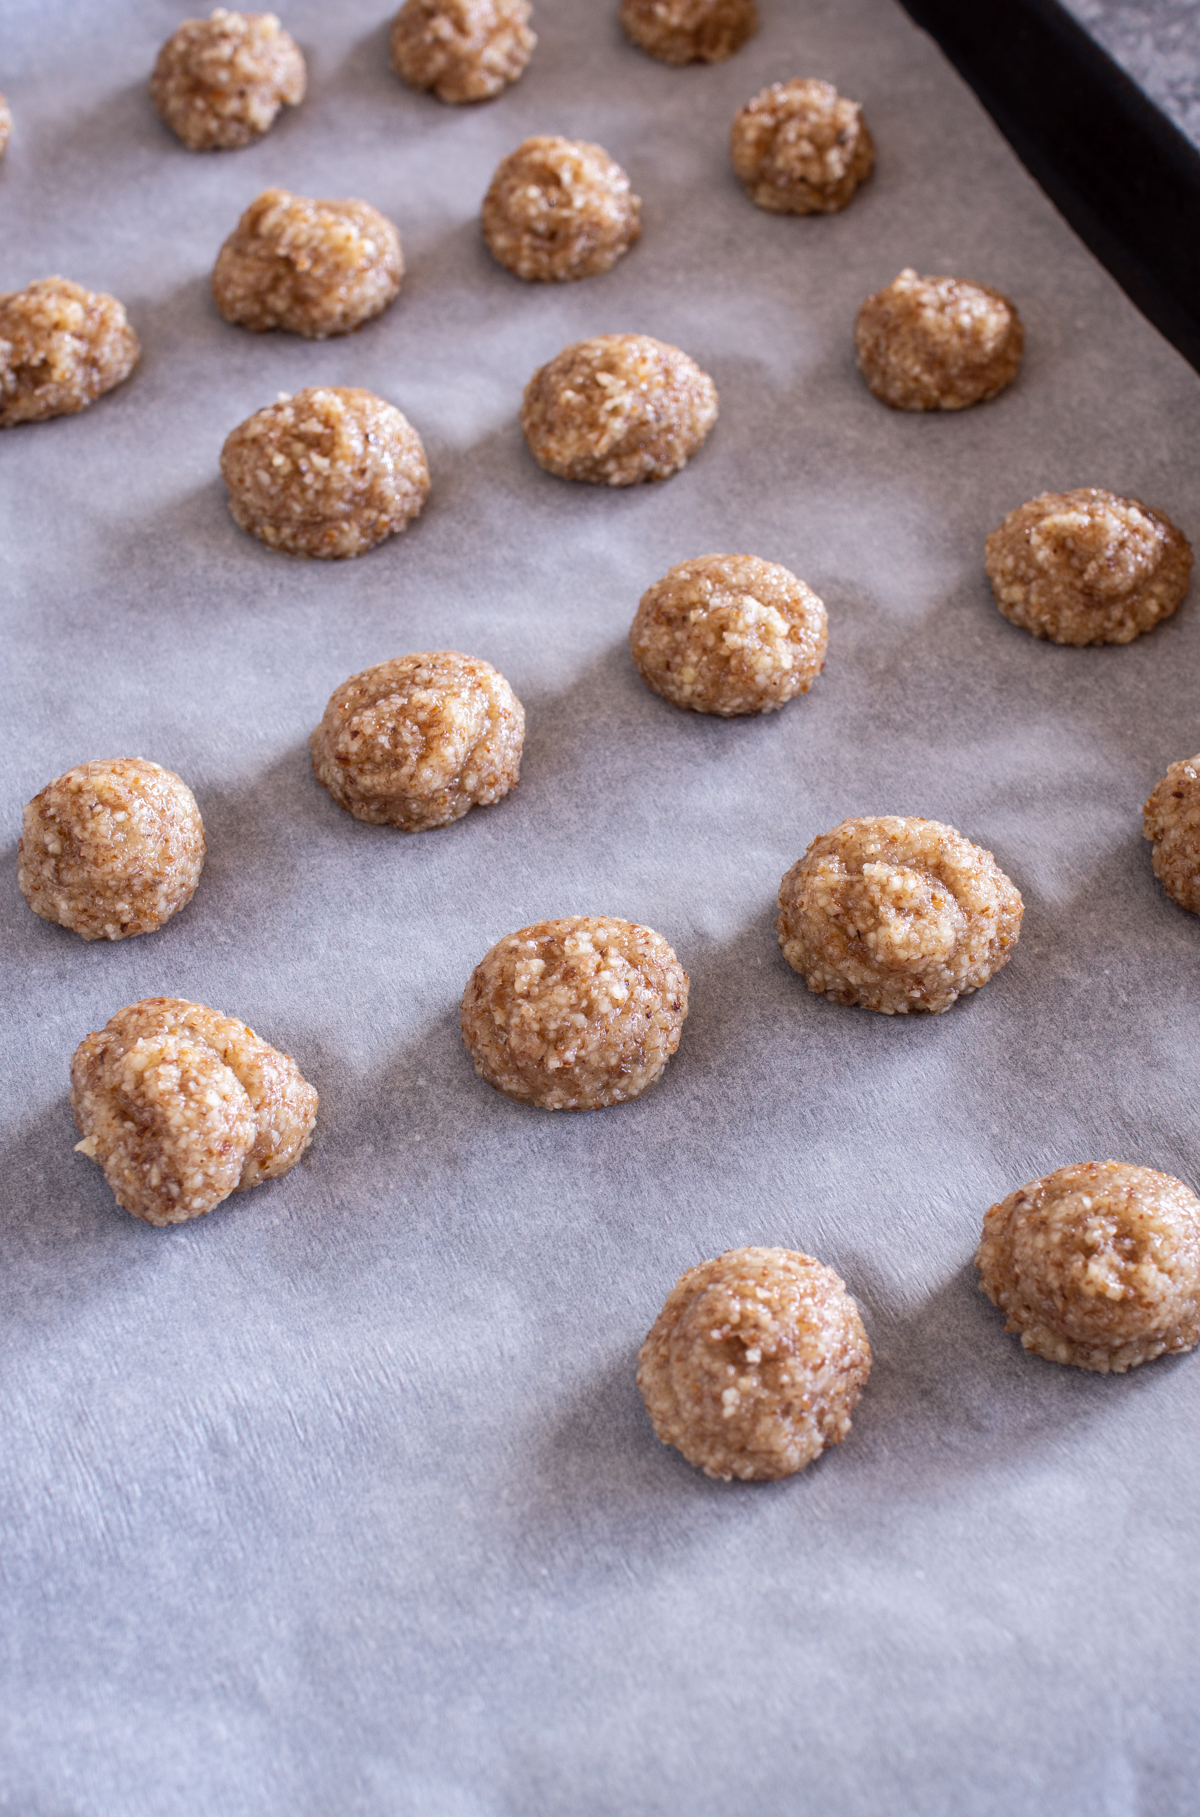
461,916,689,1109
977,1161,1200,1373
985,488,1192,645
777,815,1023,1014
71,997,318,1226
0,277,139,428
521,334,717,486
212,188,403,338
150,9,306,150
730,78,874,214
855,269,1023,410
1144,755,1200,912
638,1247,872,1481
482,137,641,282
310,652,524,831
620,0,756,64
390,0,535,102
630,553,827,716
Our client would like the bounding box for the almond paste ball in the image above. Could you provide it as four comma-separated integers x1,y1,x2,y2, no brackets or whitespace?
0,93,11,158
311,652,524,831
730,78,874,215
630,553,827,716
212,189,403,339
150,9,306,150
461,916,688,1109
1144,755,1200,913
855,269,1023,411
521,334,718,486
977,1161,1200,1373
0,277,139,429
638,1247,871,1481
19,759,204,941
985,489,1191,646
390,0,535,103
620,0,756,64
220,386,430,558
482,137,641,282
777,815,1023,1015
71,997,318,1226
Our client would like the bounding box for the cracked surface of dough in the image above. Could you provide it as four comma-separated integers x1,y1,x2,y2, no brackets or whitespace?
390,0,535,103
0,277,139,428
620,0,756,64
311,652,524,830
977,1162,1200,1373
638,1247,871,1481
777,815,1022,1014
1144,754,1200,912
461,916,688,1109
855,268,1023,411
985,488,1191,645
150,9,306,150
730,79,874,214
521,334,717,486
71,998,317,1225
482,137,640,282
213,189,403,338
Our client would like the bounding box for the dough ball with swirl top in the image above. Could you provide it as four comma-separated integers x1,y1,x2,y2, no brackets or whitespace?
855,269,1023,411
521,334,717,486
213,188,403,339
731,78,874,215
482,137,640,282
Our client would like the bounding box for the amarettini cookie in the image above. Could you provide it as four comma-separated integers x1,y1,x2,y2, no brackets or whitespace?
0,93,11,158
730,79,874,215
777,815,1022,1015
18,759,204,941
482,137,641,283
390,0,535,103
984,489,1192,646
311,653,524,830
638,1247,871,1481
1144,755,1200,912
150,9,306,149
72,998,317,1226
521,334,717,486
461,916,688,1109
855,269,1023,411
977,1162,1200,1373
0,277,139,428
220,387,430,558
212,189,403,339
620,0,756,64
630,553,827,716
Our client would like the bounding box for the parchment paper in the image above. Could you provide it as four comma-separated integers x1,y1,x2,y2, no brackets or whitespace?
3,3,1199,1812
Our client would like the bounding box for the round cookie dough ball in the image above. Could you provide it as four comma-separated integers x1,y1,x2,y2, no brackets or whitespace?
730,78,874,215
984,489,1192,646
482,137,641,283
212,189,403,339
638,1247,871,1481
0,277,139,429
620,0,756,64
150,9,306,150
390,0,535,104
71,997,318,1225
220,386,430,558
18,759,205,941
977,1161,1200,1373
0,93,12,159
521,334,718,487
311,652,524,831
777,815,1023,1015
461,916,689,1109
1144,755,1200,913
855,269,1023,412
630,553,827,716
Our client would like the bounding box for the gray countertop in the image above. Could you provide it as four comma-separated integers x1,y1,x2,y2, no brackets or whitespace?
1062,0,1200,142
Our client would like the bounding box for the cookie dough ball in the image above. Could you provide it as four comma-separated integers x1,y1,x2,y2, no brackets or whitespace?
0,93,11,158
390,0,535,103
72,998,317,1226
855,269,1023,412
638,1248,871,1481
0,277,139,429
631,553,827,716
777,815,1022,1015
977,1162,1200,1373
311,652,524,831
985,489,1191,646
212,189,403,340
150,9,305,150
482,137,641,283
220,386,430,558
730,78,874,215
620,0,756,64
18,759,204,941
521,334,718,487
1143,755,1200,913
461,916,688,1109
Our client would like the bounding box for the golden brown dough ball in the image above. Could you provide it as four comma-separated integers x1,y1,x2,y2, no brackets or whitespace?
390,0,535,103
1144,756,1200,913
71,997,318,1225
620,0,756,65
855,269,1023,411
150,9,306,150
0,277,139,429
482,137,641,282
212,189,403,339
638,1247,871,1480
521,334,718,486
730,78,874,215
0,93,12,159
977,1162,1200,1373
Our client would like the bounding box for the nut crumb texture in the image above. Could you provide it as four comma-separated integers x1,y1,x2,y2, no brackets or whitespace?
521,334,717,486
731,79,874,214
855,269,1023,410
150,10,306,150
483,137,641,282
213,189,403,338
0,277,139,428
620,0,756,64
390,0,535,103
1144,754,1200,911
